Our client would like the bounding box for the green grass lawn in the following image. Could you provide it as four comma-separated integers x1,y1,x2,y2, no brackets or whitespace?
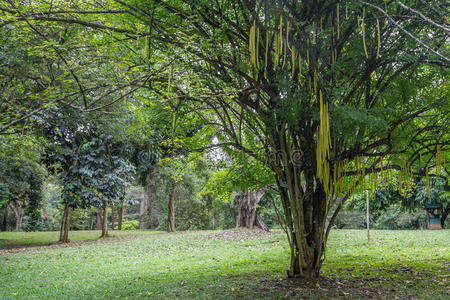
0,229,448,299
0,230,163,248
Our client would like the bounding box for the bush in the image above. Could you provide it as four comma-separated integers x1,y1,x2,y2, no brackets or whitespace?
331,209,367,229
121,220,139,230
375,207,427,229
22,215,46,232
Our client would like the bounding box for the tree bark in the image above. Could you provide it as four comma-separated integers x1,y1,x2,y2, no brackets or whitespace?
59,204,66,241
167,190,175,232
441,202,450,228
139,188,146,230
118,205,125,230
111,205,115,230
267,129,332,278
8,202,24,232
146,172,155,228
101,202,108,237
60,203,71,243
1,204,8,231
15,213,23,232
235,190,269,231
214,212,220,229
96,209,102,230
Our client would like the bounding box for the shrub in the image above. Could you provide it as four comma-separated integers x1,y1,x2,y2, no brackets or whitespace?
375,207,427,229
22,215,46,232
121,219,139,230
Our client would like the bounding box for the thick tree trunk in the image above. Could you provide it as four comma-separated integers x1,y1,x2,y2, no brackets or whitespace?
8,202,24,232
60,203,71,243
146,173,155,228
101,203,108,237
15,214,23,232
111,206,115,230
278,174,329,278
167,190,175,232
267,130,332,278
139,188,146,230
1,204,8,231
118,205,125,230
235,190,269,231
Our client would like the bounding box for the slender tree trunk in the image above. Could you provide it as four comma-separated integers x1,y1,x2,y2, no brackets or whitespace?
59,205,66,241
101,202,108,237
146,173,155,228
214,212,220,229
60,148,81,242
167,190,175,232
90,214,95,230
118,205,125,230
111,206,115,230
1,204,8,231
60,203,71,243
441,203,450,228
139,189,146,230
235,190,269,231
96,209,102,230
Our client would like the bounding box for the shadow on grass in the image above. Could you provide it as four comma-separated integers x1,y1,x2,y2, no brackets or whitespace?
55,263,415,300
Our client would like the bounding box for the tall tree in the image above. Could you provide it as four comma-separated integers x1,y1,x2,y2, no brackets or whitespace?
116,0,447,277
4,0,448,277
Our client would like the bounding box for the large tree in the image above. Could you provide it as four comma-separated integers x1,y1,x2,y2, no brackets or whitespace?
3,0,448,278
114,0,447,278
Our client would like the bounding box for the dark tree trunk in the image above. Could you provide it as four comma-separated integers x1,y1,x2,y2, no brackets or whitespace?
1,204,8,231
139,188,146,230
59,205,66,241
441,203,450,228
267,128,333,279
146,173,155,228
60,203,71,243
214,212,220,229
60,151,80,242
96,209,102,230
167,190,175,232
118,205,125,230
235,190,269,231
101,202,108,237
111,206,115,230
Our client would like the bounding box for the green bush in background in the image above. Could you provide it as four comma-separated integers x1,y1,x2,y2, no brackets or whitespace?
121,220,139,230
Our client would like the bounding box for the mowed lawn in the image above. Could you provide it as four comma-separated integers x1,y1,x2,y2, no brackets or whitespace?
0,230,163,248
0,229,448,299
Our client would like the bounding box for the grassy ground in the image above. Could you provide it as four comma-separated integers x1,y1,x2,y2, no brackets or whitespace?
0,230,162,248
0,229,448,299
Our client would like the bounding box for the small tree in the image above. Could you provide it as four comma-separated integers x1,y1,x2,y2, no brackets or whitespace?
79,135,135,237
